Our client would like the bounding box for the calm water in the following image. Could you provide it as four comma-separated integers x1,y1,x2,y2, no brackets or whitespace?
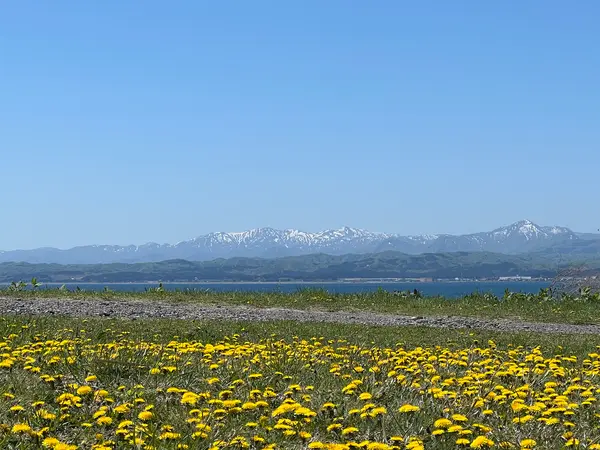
32,281,550,298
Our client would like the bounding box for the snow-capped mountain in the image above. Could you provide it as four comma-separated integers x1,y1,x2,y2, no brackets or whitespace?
0,220,590,264
375,220,577,254
174,226,391,260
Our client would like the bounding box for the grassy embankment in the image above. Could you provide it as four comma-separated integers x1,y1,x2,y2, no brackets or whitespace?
1,316,600,449
3,285,600,324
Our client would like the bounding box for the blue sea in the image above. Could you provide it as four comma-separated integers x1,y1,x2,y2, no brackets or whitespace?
32,281,550,298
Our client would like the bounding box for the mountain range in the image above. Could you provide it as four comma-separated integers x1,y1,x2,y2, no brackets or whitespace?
0,220,598,265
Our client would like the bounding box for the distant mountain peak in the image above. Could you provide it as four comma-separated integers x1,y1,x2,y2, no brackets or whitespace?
494,219,573,241
507,219,543,236
500,219,537,229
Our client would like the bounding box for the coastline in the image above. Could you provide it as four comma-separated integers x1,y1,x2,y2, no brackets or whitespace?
29,279,550,285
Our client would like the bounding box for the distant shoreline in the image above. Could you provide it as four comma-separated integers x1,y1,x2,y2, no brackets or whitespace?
19,279,550,285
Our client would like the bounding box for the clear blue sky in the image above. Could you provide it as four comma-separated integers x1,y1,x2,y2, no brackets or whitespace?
1,1,599,249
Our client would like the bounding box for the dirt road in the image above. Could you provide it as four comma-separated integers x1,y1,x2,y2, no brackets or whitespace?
1,296,599,335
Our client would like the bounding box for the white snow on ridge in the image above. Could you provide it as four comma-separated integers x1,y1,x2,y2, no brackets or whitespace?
164,221,575,249
168,226,393,251
407,234,439,242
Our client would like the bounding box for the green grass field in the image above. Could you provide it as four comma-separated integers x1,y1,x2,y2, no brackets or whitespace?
1,315,600,449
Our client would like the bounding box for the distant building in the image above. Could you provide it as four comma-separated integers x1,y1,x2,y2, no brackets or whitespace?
498,276,532,281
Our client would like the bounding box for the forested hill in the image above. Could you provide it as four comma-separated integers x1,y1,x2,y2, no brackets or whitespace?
1,250,596,283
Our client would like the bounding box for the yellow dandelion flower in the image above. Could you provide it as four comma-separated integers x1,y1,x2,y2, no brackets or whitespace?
96,416,112,426
470,436,494,448
138,411,153,421
12,423,32,434
399,404,420,413
434,418,453,429
452,414,468,422
42,437,61,448
77,386,93,395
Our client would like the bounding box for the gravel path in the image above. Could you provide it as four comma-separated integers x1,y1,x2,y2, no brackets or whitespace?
1,296,599,335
